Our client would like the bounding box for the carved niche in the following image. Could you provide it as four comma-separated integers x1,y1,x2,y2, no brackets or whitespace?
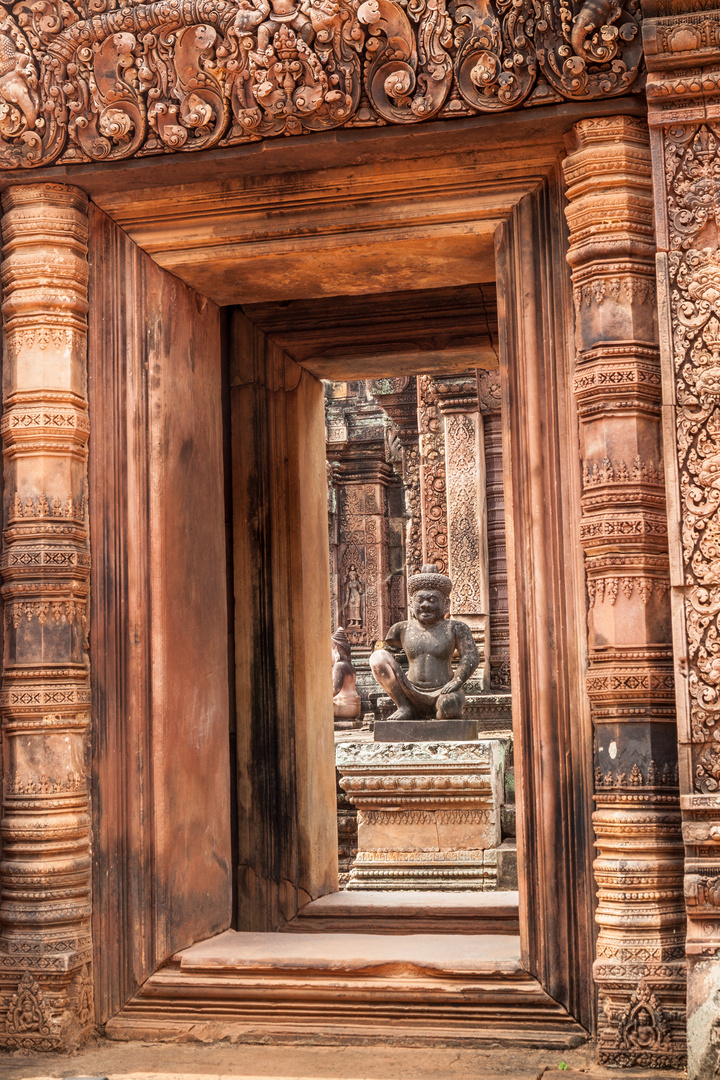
0,0,645,169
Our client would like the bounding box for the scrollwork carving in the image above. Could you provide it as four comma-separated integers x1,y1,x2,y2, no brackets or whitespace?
535,0,643,102
669,243,720,742
449,0,535,113
0,0,646,167
359,0,452,122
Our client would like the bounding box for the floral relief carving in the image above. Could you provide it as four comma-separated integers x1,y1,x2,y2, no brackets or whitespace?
695,744,720,793
0,0,645,167
669,242,720,742
476,369,501,412
418,375,448,574
587,575,669,607
444,411,482,611
574,275,657,311
595,761,679,789
665,124,720,251
583,456,664,487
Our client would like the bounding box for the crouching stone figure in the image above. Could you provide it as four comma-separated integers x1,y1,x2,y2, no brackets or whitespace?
332,626,361,722
370,564,479,722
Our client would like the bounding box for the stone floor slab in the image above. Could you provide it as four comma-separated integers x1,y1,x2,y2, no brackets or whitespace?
0,1038,686,1080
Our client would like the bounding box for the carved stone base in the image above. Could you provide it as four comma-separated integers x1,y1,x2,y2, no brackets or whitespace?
337,741,506,891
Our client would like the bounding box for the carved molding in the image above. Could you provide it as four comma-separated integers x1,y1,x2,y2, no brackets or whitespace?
0,0,646,169
336,738,492,765
483,407,510,688
337,736,500,889
0,184,93,1049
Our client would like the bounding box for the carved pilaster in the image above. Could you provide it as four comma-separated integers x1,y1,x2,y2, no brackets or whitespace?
326,381,404,647
417,376,448,575
0,185,92,1048
642,4,720,1076
435,372,489,687
563,119,686,1069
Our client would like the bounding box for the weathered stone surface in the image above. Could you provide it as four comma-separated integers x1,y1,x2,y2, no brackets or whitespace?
285,888,520,934
374,719,479,742
0,184,93,1050
332,627,362,725
88,204,233,1022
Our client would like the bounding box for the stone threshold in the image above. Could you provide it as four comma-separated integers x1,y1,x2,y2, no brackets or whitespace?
284,888,520,935
105,928,587,1049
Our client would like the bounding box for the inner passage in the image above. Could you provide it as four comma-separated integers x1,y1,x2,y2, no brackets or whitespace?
326,374,516,892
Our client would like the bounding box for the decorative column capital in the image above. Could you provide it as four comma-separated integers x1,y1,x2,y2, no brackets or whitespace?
433,373,478,416
641,1,720,127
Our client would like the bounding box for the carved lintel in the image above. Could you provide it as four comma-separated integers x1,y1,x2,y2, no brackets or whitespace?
0,0,646,170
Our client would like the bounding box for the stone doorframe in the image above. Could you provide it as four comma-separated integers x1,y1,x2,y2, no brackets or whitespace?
0,100,690,1066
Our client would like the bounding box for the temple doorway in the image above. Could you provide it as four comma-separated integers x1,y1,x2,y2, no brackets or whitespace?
88,146,595,1041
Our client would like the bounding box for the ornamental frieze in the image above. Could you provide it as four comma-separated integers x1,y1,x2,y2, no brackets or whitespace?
0,0,644,168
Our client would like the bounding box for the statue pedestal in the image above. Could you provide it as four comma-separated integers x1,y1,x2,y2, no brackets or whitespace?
336,740,506,890
374,718,478,742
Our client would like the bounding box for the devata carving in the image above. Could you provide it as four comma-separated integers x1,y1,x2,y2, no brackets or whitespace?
0,0,644,168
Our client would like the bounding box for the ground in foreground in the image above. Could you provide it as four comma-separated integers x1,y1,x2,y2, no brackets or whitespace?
0,1038,686,1080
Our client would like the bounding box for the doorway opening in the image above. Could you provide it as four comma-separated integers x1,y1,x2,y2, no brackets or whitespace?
222,282,521,941
92,161,595,1042
325,372,516,896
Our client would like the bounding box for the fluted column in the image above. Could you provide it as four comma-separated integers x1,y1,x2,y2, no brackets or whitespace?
564,119,686,1069
476,369,509,690
0,185,92,1048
